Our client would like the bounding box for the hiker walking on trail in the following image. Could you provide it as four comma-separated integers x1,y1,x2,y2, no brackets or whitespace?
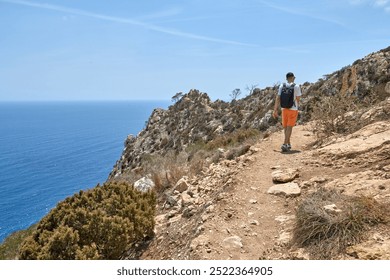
273,72,302,152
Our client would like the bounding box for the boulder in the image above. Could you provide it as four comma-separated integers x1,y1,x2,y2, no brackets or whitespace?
346,238,390,260
181,192,194,206
124,134,136,146
134,175,155,192
267,182,301,197
174,177,190,193
324,170,390,202
318,121,390,157
272,168,299,183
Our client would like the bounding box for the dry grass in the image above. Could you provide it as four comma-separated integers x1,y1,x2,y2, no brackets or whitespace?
310,93,360,143
292,188,389,259
141,129,258,193
205,128,260,150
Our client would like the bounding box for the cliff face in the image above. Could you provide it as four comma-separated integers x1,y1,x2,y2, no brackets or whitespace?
109,46,390,181
109,87,279,179
301,46,390,113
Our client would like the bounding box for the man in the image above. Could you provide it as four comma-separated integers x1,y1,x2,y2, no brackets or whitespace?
273,72,302,152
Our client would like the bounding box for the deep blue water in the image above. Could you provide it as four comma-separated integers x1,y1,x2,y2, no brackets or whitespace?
0,101,169,243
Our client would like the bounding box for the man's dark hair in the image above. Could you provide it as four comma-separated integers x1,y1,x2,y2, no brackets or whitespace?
286,72,295,79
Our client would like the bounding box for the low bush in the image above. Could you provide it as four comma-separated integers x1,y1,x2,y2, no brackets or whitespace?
292,188,389,259
18,182,156,260
0,224,37,260
310,93,360,141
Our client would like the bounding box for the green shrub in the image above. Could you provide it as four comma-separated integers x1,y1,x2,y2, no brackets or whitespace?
0,224,37,260
18,182,156,260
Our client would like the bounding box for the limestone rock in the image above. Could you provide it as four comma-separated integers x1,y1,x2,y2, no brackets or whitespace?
277,231,291,246
124,134,136,146
272,168,299,183
275,215,295,223
324,170,390,203
267,182,301,197
323,204,342,214
174,177,190,193
385,81,390,94
346,239,390,260
181,192,194,206
222,236,243,250
309,177,327,183
290,248,310,260
134,175,155,192
318,121,390,157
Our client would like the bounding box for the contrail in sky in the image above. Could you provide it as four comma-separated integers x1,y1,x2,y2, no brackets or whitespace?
1,0,256,47
257,0,347,27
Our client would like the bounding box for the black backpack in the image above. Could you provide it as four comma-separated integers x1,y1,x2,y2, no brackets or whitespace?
280,83,295,109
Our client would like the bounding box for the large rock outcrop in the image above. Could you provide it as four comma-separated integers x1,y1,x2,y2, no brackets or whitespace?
109,88,279,179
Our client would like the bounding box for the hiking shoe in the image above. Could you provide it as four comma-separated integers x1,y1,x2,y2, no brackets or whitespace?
286,144,291,150
281,144,289,152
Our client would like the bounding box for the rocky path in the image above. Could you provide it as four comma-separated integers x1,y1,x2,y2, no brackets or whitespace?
140,124,318,260
190,124,315,260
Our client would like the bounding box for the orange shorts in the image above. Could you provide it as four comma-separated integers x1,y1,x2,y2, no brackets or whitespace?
282,109,298,127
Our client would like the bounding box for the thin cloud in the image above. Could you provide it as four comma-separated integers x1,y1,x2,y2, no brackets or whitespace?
134,7,183,21
0,0,256,47
257,0,346,27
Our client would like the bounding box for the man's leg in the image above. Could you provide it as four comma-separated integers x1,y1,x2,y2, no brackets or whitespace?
284,126,293,144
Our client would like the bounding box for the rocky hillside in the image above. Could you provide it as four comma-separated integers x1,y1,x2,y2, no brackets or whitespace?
136,98,389,260
301,45,390,117
114,46,390,260
108,87,279,179
109,46,390,182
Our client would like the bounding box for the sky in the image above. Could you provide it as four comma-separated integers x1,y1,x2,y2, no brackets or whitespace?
0,0,389,101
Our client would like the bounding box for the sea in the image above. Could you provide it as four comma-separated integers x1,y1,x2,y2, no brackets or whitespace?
0,100,170,243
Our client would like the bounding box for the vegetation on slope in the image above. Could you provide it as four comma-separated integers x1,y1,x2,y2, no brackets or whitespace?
18,182,156,260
